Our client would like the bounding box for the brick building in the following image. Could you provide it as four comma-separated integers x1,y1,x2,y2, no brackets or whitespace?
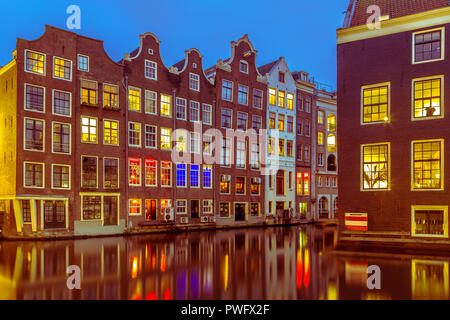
0,25,336,239
337,0,450,248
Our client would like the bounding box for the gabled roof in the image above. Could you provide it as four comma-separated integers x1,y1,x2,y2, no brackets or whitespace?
171,59,185,71
257,59,278,76
344,0,450,28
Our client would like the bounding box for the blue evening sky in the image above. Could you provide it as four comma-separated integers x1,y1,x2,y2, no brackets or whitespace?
0,0,351,88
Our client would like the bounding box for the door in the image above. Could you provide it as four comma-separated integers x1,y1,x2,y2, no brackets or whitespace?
276,202,285,217
235,203,246,221
103,196,118,226
43,200,66,229
191,200,200,219
146,199,157,221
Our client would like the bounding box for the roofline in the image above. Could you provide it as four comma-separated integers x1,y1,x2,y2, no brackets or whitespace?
337,6,450,44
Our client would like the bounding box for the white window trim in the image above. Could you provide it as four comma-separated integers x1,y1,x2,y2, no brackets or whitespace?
176,199,187,215
145,90,158,115
51,164,71,190
23,117,45,152
176,97,187,120
81,155,98,188
128,121,142,148
103,119,120,146
411,205,448,238
411,75,445,121
145,160,158,187
253,88,263,109
160,127,172,150
144,124,157,149
360,142,391,192
160,161,173,188
221,108,233,129
190,164,200,188
412,27,445,65
80,78,98,105
202,103,212,125
238,84,249,106
189,73,200,92
222,79,233,102
145,60,157,80
23,161,45,189
189,100,201,123
24,83,46,114
360,82,391,125
128,86,142,112
102,83,120,110
80,115,99,144
203,199,213,214
128,199,142,216
51,121,72,155
202,165,213,189
128,158,142,187
77,54,89,72
410,139,444,191
52,56,73,82
52,89,72,117
24,49,46,76
176,164,187,188
239,60,249,74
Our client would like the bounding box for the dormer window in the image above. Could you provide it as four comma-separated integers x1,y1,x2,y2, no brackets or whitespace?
189,73,200,91
239,60,248,74
145,60,157,80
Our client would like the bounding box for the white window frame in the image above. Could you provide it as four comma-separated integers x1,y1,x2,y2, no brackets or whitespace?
23,117,45,152
189,73,200,91
103,119,119,146
24,83,46,113
128,121,142,148
77,54,89,72
52,89,72,117
51,121,72,154
145,90,158,114
128,158,142,187
176,97,187,120
202,104,212,125
51,164,71,190
23,161,45,189
24,49,46,76
412,27,445,65
145,60,157,80
53,56,73,82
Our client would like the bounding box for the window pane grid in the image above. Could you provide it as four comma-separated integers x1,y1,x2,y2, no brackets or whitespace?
413,141,442,189
363,144,389,189
414,78,441,118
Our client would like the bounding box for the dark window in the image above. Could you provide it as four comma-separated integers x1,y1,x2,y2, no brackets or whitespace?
53,90,71,115
82,156,97,188
237,112,247,130
21,200,31,223
414,30,442,63
222,80,233,101
25,163,43,187
104,158,119,188
253,89,263,109
221,108,232,128
103,196,118,225
82,196,101,220
52,165,70,188
414,210,444,235
25,85,44,111
52,123,70,153
25,119,44,151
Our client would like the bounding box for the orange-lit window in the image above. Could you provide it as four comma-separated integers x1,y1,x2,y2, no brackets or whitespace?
129,158,141,186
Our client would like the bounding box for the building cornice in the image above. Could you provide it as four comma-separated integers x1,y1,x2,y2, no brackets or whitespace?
337,7,450,44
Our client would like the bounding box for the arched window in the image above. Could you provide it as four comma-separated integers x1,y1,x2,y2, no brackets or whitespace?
319,197,329,219
327,133,336,152
327,114,336,132
327,154,336,171
333,197,338,218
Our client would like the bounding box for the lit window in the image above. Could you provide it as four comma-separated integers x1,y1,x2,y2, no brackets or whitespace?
104,158,119,189
176,164,187,187
24,162,44,188
24,118,44,151
25,84,44,112
145,60,157,80
52,165,70,189
145,90,157,114
220,202,230,217
53,57,72,81
318,111,324,124
238,85,248,105
145,125,157,149
220,175,231,194
327,134,336,152
103,84,119,109
268,137,275,155
269,112,276,129
253,89,263,109
303,173,309,195
189,73,200,91
412,140,443,190
222,80,233,101
145,160,157,186
278,91,285,108
81,116,97,143
189,101,200,122
160,94,172,117
239,61,248,73
362,84,389,123
318,131,324,145
53,89,71,116
269,88,276,105
327,114,336,131
81,156,97,188
278,114,285,131
296,173,303,195
52,122,70,153
129,158,141,186
161,128,172,150
251,203,260,216
176,97,186,120
190,164,200,187
129,199,142,216
25,50,45,75
236,177,245,195
221,108,232,128
78,54,89,71
413,28,444,63
202,104,212,125
128,122,141,147
287,93,294,110
362,143,389,190
250,177,261,195
128,87,141,111
279,139,285,156
412,205,448,237
175,129,187,152
104,120,119,145
161,161,172,187
236,140,246,169
203,134,213,155
413,76,443,119
203,165,212,188
81,79,97,106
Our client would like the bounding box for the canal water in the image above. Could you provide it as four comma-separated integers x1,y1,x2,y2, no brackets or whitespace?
0,225,449,300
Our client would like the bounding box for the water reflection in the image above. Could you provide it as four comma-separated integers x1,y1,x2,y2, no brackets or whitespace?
0,225,450,300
